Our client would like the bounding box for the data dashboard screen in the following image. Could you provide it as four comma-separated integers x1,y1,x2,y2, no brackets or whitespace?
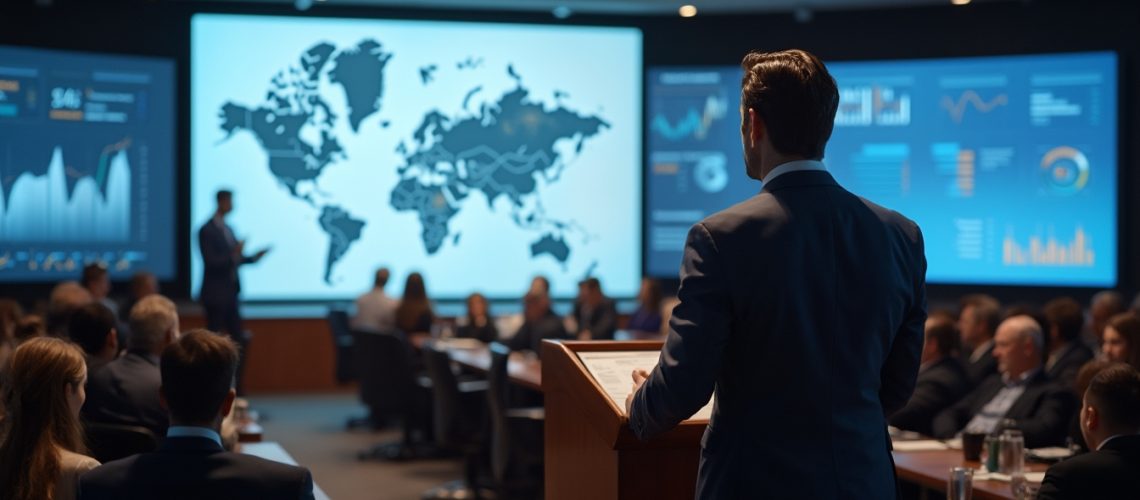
0,45,176,281
192,14,642,300
646,52,1117,287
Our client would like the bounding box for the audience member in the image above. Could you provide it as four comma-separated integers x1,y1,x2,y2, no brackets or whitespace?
1102,312,1140,369
528,275,550,296
395,272,434,335
933,315,1076,448
14,315,46,345
572,278,617,341
889,314,970,436
1038,364,1140,500
46,281,93,338
352,267,398,332
1088,291,1125,349
457,293,497,343
67,303,121,376
0,337,99,500
1042,297,1095,387
118,271,159,324
957,294,1002,387
627,278,664,339
79,330,315,499
1068,360,1115,451
81,264,118,316
508,291,568,356
83,295,180,438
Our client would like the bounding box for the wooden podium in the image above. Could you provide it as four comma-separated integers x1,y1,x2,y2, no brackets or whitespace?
542,340,708,500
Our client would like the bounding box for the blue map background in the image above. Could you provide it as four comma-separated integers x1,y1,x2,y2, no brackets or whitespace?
191,15,642,300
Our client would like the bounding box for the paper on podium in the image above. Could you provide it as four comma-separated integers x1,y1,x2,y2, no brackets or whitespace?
577,351,714,420
890,440,949,451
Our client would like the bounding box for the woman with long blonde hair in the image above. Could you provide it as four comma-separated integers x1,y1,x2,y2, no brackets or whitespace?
0,337,99,500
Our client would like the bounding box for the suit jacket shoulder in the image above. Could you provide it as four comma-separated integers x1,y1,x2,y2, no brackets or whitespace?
1038,435,1140,500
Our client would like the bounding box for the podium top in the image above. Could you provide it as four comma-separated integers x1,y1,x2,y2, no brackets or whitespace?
578,350,714,420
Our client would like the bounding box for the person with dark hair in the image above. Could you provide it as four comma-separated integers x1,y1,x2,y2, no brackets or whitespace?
83,295,180,438
528,275,550,296
395,272,434,338
628,278,664,339
67,303,120,375
889,315,970,436
118,271,159,324
932,316,1076,448
14,315,46,345
79,330,315,499
0,337,99,500
958,294,1003,387
1037,364,1140,500
46,281,93,338
572,278,617,341
81,263,117,316
457,293,497,343
1042,297,1095,387
1088,291,1124,350
198,189,267,394
352,267,398,332
1102,312,1140,370
627,49,927,499
508,291,569,356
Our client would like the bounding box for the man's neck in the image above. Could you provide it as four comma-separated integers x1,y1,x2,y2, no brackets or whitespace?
757,154,809,180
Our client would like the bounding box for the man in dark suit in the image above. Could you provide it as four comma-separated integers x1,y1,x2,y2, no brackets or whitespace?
508,291,569,357
198,190,267,393
83,295,180,438
1037,364,1140,500
80,329,315,499
626,49,928,499
68,302,120,376
958,294,1002,388
572,277,618,341
890,314,970,436
1043,297,1095,388
932,315,1076,448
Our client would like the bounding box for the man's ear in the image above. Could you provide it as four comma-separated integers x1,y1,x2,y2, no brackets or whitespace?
219,389,237,419
1085,405,1099,432
106,328,119,352
748,108,766,145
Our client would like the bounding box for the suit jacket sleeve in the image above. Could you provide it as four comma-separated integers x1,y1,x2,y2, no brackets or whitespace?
888,377,943,432
629,223,730,440
880,227,926,416
1019,386,1076,448
932,387,976,439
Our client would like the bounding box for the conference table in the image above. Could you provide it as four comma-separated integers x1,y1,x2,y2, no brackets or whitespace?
443,342,1046,500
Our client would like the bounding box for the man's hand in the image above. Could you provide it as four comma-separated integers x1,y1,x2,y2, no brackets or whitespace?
624,368,651,415
253,247,271,262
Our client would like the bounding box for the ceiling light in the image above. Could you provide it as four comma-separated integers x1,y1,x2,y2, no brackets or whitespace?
951,0,971,5
679,5,698,17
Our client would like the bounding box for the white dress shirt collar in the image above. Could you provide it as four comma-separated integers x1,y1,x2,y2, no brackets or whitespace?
761,159,827,184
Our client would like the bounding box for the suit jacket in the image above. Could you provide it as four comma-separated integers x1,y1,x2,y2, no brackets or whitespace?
931,370,1076,448
198,217,250,305
889,357,971,436
508,311,569,356
961,343,998,388
628,170,928,499
1045,343,1094,389
1037,435,1140,500
78,436,314,500
82,350,168,438
576,298,618,340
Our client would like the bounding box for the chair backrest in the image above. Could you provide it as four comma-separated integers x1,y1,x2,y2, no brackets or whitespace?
84,422,159,463
486,342,512,481
351,329,415,417
327,309,356,384
422,341,478,449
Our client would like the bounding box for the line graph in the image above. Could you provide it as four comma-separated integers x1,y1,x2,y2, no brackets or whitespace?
941,91,1008,124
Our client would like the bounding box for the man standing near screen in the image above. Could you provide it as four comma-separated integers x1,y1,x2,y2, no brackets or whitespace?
199,189,268,394
626,50,928,499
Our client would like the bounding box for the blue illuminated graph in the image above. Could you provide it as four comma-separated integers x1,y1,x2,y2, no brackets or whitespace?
650,93,728,141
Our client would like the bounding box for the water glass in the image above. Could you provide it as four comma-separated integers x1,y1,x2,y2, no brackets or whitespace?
999,429,1025,476
948,466,973,500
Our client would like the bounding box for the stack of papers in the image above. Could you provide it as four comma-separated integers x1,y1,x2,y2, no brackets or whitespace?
891,440,950,452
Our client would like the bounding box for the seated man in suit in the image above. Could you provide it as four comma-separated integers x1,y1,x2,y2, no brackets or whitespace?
933,315,1076,448
68,303,120,376
889,313,970,436
83,295,180,438
958,294,1002,388
508,291,568,357
80,329,314,499
1042,297,1094,388
1038,363,1140,500
572,277,618,341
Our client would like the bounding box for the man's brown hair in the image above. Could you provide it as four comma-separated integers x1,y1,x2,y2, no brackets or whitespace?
740,49,839,159
1043,296,1085,343
161,329,239,424
1085,364,1140,432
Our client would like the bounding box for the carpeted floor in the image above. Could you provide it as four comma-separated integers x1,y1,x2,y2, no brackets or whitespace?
248,393,464,500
